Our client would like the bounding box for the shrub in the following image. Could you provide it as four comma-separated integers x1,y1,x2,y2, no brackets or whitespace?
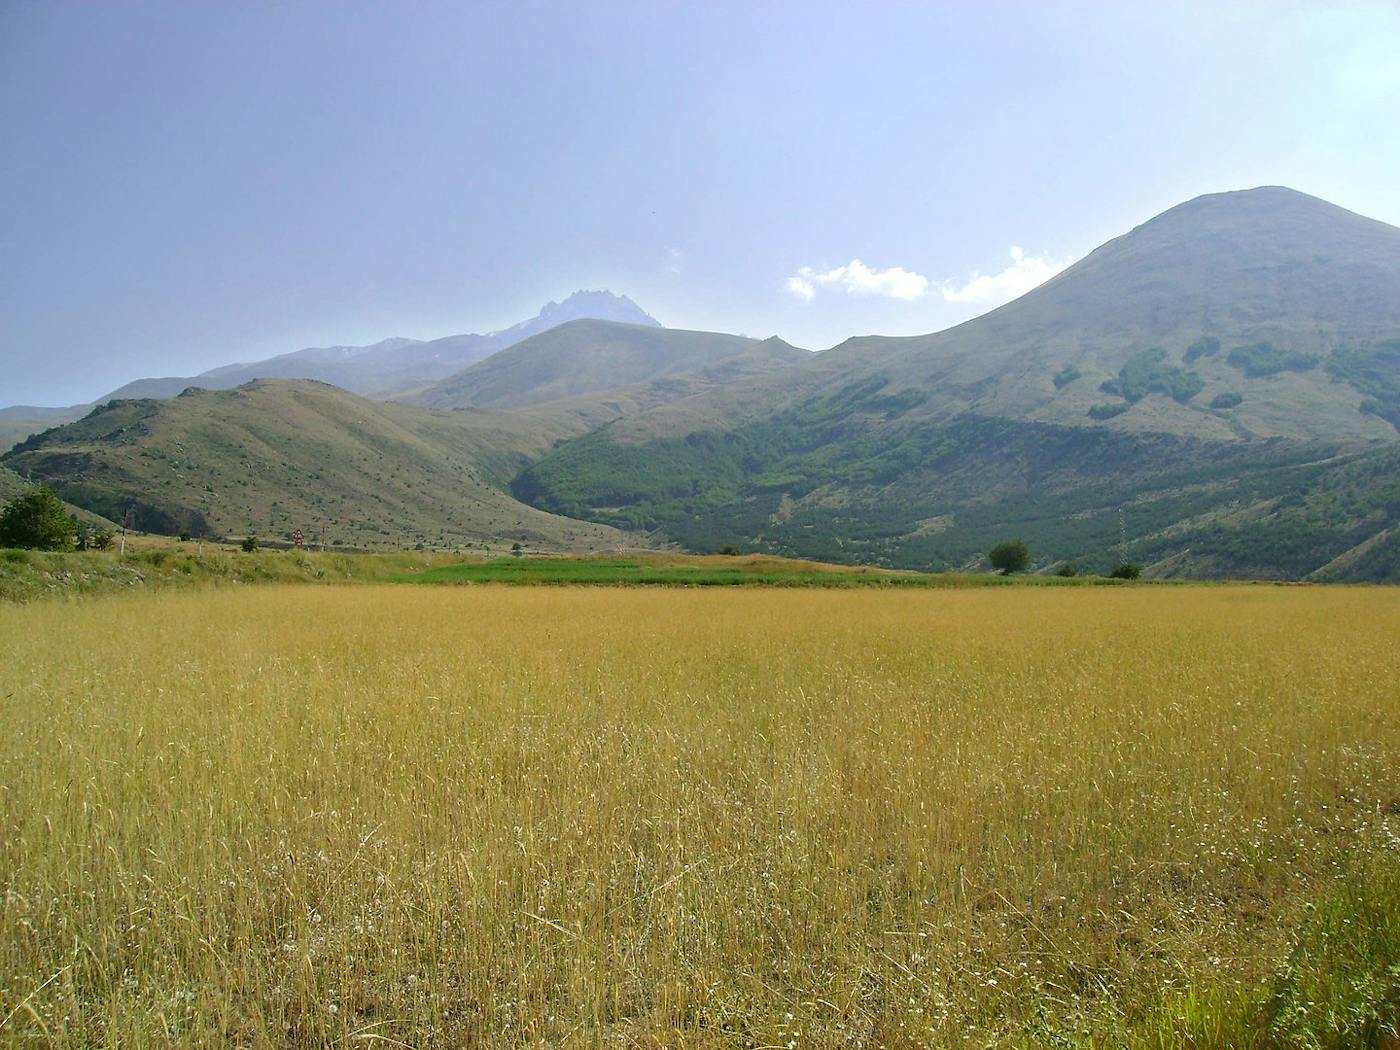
1089,403,1130,420
0,486,79,551
989,540,1030,575
1052,365,1081,389
1106,348,1205,404
1211,392,1244,410
240,536,259,553
718,545,740,556
1055,563,1078,577
1110,562,1142,580
1227,342,1320,378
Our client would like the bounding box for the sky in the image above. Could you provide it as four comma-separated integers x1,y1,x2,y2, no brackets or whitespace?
3,1,1399,406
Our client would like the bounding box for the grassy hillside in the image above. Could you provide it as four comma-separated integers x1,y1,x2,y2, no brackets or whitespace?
410,319,801,410
0,462,30,501
5,586,1398,1044
2,380,632,551
515,383,1400,579
0,404,86,452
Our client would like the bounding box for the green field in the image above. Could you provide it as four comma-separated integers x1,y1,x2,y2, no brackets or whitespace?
392,554,1105,588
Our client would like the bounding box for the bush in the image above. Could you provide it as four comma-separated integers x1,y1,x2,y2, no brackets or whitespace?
718,545,740,556
0,487,79,551
240,535,259,553
1110,562,1142,580
989,540,1030,575
1211,392,1244,410
1089,403,1129,420
1055,563,1078,577
1227,342,1321,378
76,523,115,551
1052,365,1081,389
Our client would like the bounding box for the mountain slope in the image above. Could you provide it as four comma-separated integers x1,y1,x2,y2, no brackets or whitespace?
408,320,796,411
513,187,1400,579
2,381,631,551
0,405,88,453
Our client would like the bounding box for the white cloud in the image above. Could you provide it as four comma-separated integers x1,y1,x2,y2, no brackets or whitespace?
785,259,929,302
937,246,1070,305
663,245,684,274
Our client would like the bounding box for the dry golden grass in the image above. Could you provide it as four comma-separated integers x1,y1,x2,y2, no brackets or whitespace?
2,585,1399,1047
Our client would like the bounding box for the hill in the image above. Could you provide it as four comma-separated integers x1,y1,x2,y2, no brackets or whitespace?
2,380,632,552
512,187,1400,580
408,320,801,410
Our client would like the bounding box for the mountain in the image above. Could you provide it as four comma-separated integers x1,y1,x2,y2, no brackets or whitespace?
2,381,632,552
409,320,803,411
184,291,660,399
512,187,1400,580
0,292,660,450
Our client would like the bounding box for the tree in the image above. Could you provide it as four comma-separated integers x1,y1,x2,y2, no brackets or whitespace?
988,540,1030,575
73,521,115,552
0,487,79,551
1109,562,1142,580
510,542,524,558
1055,563,1078,577
240,535,259,553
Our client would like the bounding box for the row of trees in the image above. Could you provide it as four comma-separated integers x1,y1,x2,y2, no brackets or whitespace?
989,539,1141,579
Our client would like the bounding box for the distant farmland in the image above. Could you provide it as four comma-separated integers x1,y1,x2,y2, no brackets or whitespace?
2,585,1398,1046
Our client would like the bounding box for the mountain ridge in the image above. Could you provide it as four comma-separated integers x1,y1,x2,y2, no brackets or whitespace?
1,291,661,448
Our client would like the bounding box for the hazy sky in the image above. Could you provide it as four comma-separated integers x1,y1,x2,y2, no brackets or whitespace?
3,1,1399,405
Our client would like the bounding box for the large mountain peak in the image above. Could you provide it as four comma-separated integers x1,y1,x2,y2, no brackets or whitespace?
531,290,660,330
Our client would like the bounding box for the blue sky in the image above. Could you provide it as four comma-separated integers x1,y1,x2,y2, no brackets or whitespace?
3,1,1399,405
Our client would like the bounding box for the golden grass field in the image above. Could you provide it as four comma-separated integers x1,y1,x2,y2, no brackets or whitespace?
2,585,1399,1047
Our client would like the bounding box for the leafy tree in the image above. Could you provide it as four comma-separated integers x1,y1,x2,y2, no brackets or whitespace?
0,487,79,551
1110,562,1142,580
1055,563,1078,577
988,540,1030,574
510,542,523,557
240,535,259,553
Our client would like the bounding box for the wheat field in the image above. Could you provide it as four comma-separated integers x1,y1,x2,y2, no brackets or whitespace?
2,585,1399,1047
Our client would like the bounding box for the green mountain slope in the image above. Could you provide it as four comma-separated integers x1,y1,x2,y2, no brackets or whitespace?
3,381,630,551
0,463,31,502
409,320,799,410
513,187,1400,579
